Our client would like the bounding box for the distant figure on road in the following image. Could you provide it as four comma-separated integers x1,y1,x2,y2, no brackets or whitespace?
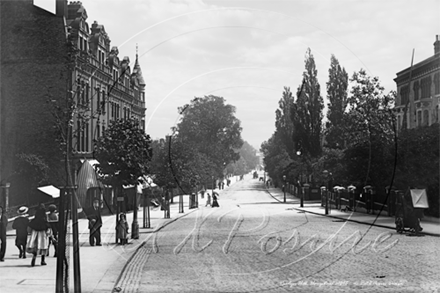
86,199,103,246
227,179,231,187
13,206,29,259
205,193,212,207
221,182,225,190
116,213,129,245
27,207,50,266
212,192,219,208
0,206,8,262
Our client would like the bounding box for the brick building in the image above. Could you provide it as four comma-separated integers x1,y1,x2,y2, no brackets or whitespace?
0,0,146,207
394,35,440,130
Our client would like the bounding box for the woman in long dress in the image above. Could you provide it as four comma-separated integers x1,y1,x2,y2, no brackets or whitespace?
27,207,50,266
212,193,219,208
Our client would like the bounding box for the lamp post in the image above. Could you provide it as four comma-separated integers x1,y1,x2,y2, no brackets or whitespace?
283,175,286,203
296,150,304,208
323,170,331,215
212,175,215,195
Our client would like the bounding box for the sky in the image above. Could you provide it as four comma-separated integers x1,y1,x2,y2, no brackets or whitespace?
35,0,440,150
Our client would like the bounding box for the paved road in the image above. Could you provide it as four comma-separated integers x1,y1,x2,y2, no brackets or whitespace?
115,178,440,293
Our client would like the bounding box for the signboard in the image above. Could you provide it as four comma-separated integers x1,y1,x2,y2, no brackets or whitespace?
410,189,429,208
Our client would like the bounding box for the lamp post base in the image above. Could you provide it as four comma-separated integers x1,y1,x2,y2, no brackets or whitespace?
131,220,139,239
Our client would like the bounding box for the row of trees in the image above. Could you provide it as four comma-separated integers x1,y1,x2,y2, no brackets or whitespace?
261,49,439,217
93,95,259,202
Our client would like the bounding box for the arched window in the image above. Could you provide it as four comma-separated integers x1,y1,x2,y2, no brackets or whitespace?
423,109,429,126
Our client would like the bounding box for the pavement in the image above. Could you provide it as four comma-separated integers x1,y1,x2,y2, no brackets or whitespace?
265,184,440,237
1,174,438,293
0,176,240,293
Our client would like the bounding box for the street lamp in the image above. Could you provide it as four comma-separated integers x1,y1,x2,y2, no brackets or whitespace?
283,175,287,203
296,150,304,208
323,170,332,215
212,175,215,195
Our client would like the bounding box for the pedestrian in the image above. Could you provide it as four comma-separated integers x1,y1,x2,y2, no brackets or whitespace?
212,192,220,208
218,181,222,190
12,206,29,259
86,199,102,246
227,179,231,187
221,182,225,190
116,213,129,245
47,204,58,257
205,193,211,207
27,207,50,266
0,206,8,262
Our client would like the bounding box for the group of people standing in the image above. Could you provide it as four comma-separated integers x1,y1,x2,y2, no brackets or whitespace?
0,204,58,266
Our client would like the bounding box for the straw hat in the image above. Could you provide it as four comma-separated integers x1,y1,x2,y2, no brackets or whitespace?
48,204,57,212
17,206,28,215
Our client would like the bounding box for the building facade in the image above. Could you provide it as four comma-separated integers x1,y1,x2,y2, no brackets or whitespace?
0,0,146,207
65,1,146,155
394,35,440,130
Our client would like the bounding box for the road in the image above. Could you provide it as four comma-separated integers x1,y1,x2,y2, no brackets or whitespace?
115,178,440,293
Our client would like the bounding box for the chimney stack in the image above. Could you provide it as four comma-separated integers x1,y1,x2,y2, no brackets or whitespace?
56,0,67,17
435,35,440,55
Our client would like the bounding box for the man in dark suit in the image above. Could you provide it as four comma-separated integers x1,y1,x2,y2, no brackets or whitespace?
86,199,102,246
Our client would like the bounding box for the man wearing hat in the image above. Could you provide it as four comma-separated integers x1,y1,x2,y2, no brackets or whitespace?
12,206,29,258
86,199,102,246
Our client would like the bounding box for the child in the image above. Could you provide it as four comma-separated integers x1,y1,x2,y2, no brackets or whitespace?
205,193,211,207
13,206,29,259
116,213,129,245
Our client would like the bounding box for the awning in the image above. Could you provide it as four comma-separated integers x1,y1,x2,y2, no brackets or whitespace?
38,185,60,198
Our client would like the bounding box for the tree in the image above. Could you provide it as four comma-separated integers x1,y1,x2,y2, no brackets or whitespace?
275,87,296,158
291,48,324,158
325,54,348,149
340,69,396,190
93,118,153,188
260,133,293,186
175,95,243,178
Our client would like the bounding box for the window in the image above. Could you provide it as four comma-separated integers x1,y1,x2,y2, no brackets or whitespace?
85,122,89,152
101,90,105,113
436,105,439,122
435,73,440,95
413,80,420,101
417,111,422,126
96,88,100,112
76,121,81,152
421,76,432,99
400,85,409,106
423,110,429,126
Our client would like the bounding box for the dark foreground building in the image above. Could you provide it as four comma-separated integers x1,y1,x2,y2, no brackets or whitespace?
0,0,146,208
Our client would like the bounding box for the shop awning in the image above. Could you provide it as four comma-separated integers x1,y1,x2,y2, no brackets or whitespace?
38,185,60,198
